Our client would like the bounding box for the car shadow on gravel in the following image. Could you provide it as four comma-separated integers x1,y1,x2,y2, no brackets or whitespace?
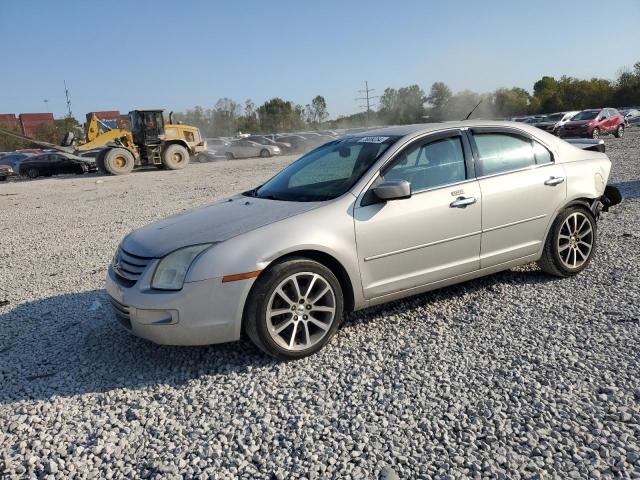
0,289,277,405
0,267,557,405
613,180,640,200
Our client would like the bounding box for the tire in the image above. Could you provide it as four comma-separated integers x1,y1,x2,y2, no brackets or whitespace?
95,149,108,173
591,128,600,139
225,152,234,160
26,168,39,179
260,149,271,158
614,124,624,138
103,148,135,175
161,144,190,170
538,206,597,277
244,258,344,360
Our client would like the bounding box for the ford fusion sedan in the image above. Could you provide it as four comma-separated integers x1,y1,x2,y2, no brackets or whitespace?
558,108,625,139
106,121,621,359
223,139,281,159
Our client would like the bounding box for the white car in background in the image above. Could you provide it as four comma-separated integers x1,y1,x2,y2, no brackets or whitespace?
223,139,281,159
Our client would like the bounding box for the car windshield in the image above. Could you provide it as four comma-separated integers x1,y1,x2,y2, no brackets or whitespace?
249,136,400,202
545,113,564,121
572,111,598,121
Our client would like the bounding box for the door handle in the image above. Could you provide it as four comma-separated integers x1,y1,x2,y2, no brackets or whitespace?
544,176,565,186
450,196,477,208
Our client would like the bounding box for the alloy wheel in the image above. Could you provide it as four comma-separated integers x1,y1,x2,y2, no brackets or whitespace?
266,272,336,351
557,212,593,269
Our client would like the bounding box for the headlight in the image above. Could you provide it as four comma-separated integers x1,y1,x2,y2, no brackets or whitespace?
152,244,213,290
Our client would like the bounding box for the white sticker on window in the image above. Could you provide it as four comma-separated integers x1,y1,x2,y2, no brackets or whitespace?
357,136,389,143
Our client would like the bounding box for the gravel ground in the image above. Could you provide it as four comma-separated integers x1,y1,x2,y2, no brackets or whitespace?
0,132,639,479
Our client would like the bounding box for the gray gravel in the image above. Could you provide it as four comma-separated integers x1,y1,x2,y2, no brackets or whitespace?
1,133,639,479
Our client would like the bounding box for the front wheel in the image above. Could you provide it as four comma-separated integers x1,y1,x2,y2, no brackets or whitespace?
244,258,344,359
614,124,624,138
161,144,190,170
103,148,135,175
26,168,39,179
225,152,234,160
591,128,600,139
260,149,271,158
538,207,597,277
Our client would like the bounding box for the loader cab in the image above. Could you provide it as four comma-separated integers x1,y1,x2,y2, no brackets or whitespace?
129,110,165,146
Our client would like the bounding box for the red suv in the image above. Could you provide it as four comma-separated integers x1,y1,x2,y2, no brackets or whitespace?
558,108,625,139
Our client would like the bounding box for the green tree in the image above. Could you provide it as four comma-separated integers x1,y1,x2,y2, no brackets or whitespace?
258,98,305,133
378,85,426,124
305,95,329,126
425,82,452,120
493,87,531,118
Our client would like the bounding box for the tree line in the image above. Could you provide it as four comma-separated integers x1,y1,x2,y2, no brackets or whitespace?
2,61,638,151
175,60,640,135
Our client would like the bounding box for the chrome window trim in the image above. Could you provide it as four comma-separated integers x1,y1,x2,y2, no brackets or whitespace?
355,128,473,206
474,160,557,181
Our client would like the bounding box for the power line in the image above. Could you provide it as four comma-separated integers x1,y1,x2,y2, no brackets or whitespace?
355,80,379,125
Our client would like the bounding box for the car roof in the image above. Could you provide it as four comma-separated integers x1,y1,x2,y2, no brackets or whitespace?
349,120,550,138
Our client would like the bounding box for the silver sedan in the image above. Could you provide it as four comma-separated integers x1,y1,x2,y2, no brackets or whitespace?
106,121,621,359
223,139,281,159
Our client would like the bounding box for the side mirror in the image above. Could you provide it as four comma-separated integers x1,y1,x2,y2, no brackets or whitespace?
362,179,412,206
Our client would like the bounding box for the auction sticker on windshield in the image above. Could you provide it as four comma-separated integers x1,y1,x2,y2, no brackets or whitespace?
358,136,389,143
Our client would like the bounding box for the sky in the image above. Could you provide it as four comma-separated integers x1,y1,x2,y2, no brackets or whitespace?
1,0,639,120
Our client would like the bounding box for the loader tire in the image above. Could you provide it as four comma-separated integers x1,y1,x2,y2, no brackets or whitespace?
95,149,108,173
103,148,135,175
161,144,190,170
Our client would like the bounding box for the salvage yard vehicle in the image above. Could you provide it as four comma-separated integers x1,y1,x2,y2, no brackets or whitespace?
0,164,13,181
0,110,207,176
558,108,625,139
18,152,91,179
532,111,579,134
223,139,281,159
620,108,640,127
106,121,621,359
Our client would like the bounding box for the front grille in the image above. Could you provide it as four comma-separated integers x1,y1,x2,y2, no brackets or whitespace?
109,296,132,330
113,247,153,287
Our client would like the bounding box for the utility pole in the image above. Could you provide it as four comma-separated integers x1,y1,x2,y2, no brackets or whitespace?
64,80,73,118
43,99,49,112
356,81,379,126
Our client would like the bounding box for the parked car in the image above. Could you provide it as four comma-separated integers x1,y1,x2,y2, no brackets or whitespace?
558,108,625,139
0,164,13,181
532,111,579,134
619,109,640,127
0,152,35,170
223,139,280,159
18,152,90,179
247,135,292,153
106,121,620,359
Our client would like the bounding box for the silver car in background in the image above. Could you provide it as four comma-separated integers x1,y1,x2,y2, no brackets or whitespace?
106,121,621,359
223,139,281,159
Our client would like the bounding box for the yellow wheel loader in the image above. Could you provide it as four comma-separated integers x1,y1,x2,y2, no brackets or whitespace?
0,110,207,175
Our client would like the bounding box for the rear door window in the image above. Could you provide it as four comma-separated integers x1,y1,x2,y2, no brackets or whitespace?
473,133,536,176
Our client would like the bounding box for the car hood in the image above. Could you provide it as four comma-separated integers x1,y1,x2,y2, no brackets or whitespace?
563,120,592,128
122,195,320,257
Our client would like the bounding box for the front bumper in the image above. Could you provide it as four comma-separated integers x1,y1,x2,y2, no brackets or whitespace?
105,265,253,345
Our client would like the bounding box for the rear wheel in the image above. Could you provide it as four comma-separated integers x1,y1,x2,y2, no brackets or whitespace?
538,206,597,277
161,144,190,170
26,167,39,179
103,148,135,175
591,128,600,139
614,124,624,138
225,152,234,160
260,149,270,158
245,258,344,359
